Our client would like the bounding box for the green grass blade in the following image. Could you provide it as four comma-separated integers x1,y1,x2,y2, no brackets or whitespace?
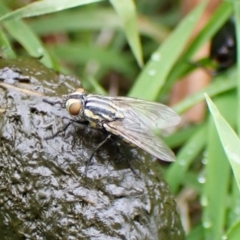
205,94,240,191
87,76,107,95
233,1,240,135
164,1,233,92
110,0,143,67
173,69,237,114
0,0,103,21
29,8,168,43
186,224,204,240
128,1,206,100
164,124,202,148
29,8,122,34
225,220,240,240
228,180,240,229
0,3,53,67
166,124,207,194
0,29,15,58
203,94,237,239
49,43,135,77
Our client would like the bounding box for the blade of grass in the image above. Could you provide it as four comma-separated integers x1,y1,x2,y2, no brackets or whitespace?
164,124,202,149
228,180,240,228
29,8,122,34
162,1,233,93
87,76,107,95
205,94,240,190
29,8,169,43
182,171,202,194
0,29,15,58
0,0,103,21
165,124,207,194
186,224,204,240
110,0,143,67
203,93,236,240
0,2,53,68
128,1,206,100
49,43,135,77
173,69,237,114
233,1,240,135
225,220,240,240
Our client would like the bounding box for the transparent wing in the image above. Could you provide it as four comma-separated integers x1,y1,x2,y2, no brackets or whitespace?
107,96,181,129
104,114,176,161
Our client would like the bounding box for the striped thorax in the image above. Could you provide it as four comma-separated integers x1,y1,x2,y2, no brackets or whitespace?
65,88,124,128
64,88,181,162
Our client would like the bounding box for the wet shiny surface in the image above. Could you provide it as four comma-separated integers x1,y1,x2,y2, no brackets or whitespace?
0,57,184,239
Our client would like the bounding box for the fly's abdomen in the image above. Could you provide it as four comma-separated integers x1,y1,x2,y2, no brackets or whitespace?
84,96,124,123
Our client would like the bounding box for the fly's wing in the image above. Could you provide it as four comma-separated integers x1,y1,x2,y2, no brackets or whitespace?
105,111,176,161
107,96,180,129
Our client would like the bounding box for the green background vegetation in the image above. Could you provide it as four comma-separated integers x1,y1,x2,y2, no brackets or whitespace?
1,0,240,239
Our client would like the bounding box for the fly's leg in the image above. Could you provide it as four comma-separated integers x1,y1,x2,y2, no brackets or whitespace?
115,142,140,177
126,159,140,177
44,121,73,140
85,134,112,176
43,98,62,106
44,120,89,140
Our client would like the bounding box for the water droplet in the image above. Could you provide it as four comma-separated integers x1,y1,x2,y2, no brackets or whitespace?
37,47,44,54
202,157,207,165
221,235,227,240
148,69,156,76
151,53,161,61
201,195,208,206
198,172,206,184
178,159,186,166
203,219,212,229
234,206,240,215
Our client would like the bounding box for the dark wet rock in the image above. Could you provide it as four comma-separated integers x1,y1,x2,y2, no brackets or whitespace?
0,57,184,240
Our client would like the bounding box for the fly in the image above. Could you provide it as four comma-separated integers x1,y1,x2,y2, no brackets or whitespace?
60,88,181,171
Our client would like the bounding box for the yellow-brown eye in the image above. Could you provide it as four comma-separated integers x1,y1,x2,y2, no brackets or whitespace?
66,99,82,115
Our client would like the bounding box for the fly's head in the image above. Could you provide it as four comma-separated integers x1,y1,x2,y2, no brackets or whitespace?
64,88,86,117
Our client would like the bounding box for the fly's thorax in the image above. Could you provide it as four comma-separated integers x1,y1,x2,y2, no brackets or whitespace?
84,95,125,123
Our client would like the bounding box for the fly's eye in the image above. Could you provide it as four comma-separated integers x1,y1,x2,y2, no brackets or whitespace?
66,99,82,115
68,102,81,115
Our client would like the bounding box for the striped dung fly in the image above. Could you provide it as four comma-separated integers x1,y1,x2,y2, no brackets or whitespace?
62,88,181,166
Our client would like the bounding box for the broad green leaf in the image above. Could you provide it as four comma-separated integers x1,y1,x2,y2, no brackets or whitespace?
110,0,143,67
0,0,103,21
205,94,240,190
128,1,206,100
